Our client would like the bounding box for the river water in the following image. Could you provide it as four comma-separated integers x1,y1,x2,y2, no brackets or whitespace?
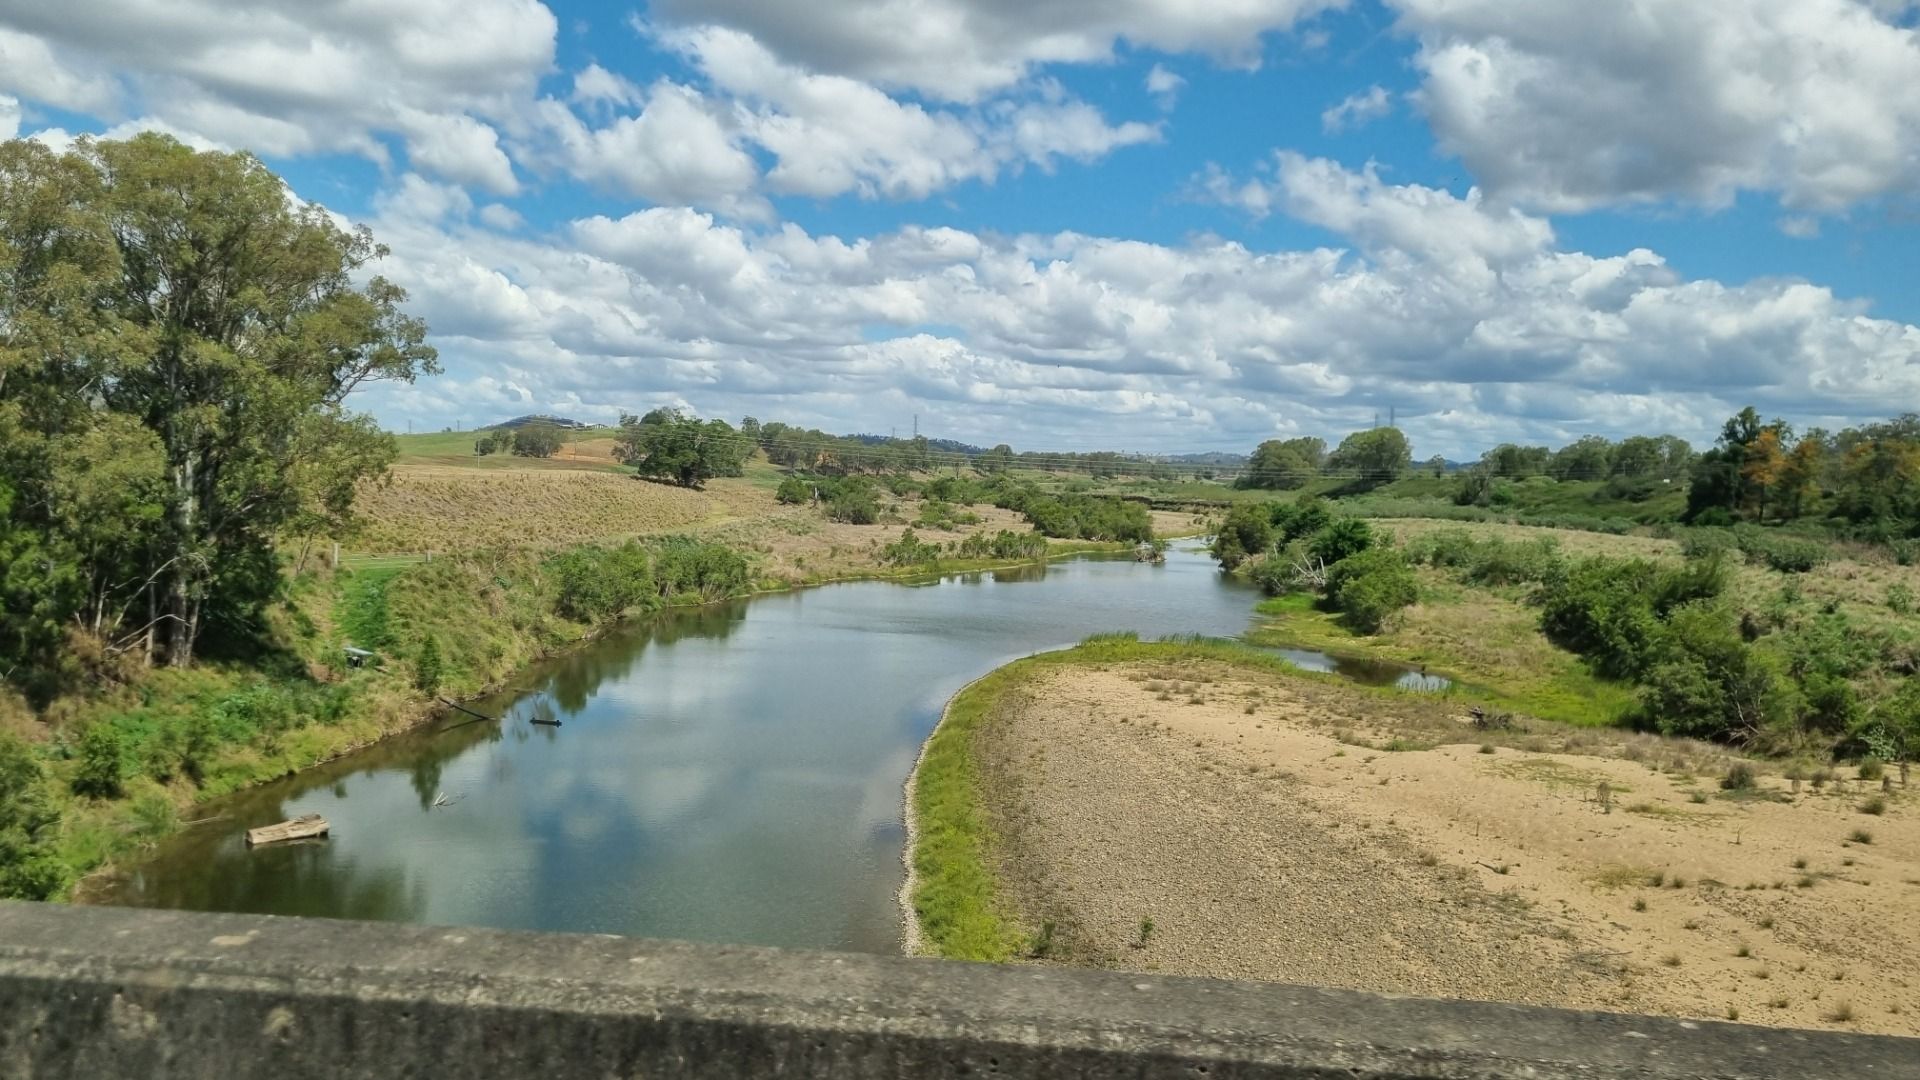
96,548,1254,950
96,545,1444,952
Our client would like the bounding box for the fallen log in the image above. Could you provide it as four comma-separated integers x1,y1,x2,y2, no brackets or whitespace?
246,814,329,847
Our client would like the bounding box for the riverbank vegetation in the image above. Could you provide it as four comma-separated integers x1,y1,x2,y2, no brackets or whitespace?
1228,513,1920,767
909,638,1918,1034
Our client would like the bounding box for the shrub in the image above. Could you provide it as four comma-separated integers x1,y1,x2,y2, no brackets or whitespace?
775,476,813,505
71,723,132,799
1638,604,1795,743
881,528,942,567
1211,503,1275,570
1325,547,1419,633
1720,762,1758,791
0,736,68,900
510,422,563,458
414,637,443,696
1858,758,1885,781
1760,540,1827,574
825,485,880,524
1308,518,1375,566
1889,585,1915,616
1274,497,1332,542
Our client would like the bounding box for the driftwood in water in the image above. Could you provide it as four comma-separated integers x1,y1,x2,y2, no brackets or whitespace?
438,696,561,729
246,814,329,846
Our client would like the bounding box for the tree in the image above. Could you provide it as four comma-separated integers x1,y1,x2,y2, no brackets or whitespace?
1426,454,1448,478
0,134,437,671
1309,518,1376,565
1687,407,1768,522
1328,427,1411,485
1326,547,1419,633
1741,425,1790,521
511,422,563,458
1240,437,1322,490
616,410,748,488
1549,436,1613,481
981,444,1015,474
1481,444,1552,477
1211,503,1275,570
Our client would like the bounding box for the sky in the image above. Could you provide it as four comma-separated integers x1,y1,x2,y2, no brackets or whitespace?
1,0,1918,458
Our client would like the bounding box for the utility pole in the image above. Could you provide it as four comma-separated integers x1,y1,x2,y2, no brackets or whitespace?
913,413,919,439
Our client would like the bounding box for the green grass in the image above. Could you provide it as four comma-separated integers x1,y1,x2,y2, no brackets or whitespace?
337,565,403,650
1248,580,1635,729
909,663,1033,962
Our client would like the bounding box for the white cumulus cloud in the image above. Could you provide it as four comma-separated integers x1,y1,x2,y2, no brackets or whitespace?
1395,0,1920,212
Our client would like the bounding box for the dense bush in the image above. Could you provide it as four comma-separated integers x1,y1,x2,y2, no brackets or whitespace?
511,423,564,458
775,476,813,505
1404,530,1563,586
0,738,66,899
1325,547,1419,633
71,723,133,798
1211,503,1276,570
1758,539,1827,574
549,543,656,621
1635,603,1795,742
957,530,1049,560
913,500,981,531
1308,518,1375,566
923,476,987,505
1535,555,1728,680
826,484,881,524
651,537,751,602
1271,497,1331,542
882,528,943,567
1017,494,1152,543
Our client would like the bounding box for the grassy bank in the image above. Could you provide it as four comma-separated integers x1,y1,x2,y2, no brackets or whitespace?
1247,587,1638,729
32,529,1153,901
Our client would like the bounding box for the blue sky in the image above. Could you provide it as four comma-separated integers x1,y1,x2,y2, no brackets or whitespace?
2,0,1917,456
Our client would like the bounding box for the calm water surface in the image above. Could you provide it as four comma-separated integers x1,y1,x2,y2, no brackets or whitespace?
100,546,1281,952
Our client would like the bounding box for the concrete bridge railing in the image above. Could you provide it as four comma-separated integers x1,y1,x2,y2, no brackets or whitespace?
0,902,1914,1078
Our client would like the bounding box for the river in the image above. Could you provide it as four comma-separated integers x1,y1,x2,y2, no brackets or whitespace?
97,546,1294,951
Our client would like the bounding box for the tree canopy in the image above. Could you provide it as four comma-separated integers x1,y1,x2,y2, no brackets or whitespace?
616,409,749,488
0,134,437,688
1327,427,1412,485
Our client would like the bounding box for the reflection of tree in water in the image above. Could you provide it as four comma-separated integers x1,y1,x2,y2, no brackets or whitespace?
647,601,748,646
123,834,425,924
990,563,1048,585
408,754,445,811
544,601,749,713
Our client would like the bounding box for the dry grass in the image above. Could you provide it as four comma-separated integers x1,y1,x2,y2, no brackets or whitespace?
347,467,796,554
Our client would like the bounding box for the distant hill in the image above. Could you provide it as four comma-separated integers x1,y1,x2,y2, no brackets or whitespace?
1164,452,1248,466
494,414,591,430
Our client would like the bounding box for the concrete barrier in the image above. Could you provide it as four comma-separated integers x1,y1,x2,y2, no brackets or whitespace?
0,901,1913,1078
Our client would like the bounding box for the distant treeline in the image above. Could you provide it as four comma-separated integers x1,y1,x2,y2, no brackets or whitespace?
1232,409,1920,543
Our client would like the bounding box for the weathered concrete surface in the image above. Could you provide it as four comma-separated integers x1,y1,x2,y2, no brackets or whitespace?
0,902,1914,1079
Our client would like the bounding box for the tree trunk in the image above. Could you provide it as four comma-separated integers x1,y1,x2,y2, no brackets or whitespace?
166,454,198,668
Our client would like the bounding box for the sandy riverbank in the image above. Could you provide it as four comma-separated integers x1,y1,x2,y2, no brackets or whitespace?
924,650,1920,1035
